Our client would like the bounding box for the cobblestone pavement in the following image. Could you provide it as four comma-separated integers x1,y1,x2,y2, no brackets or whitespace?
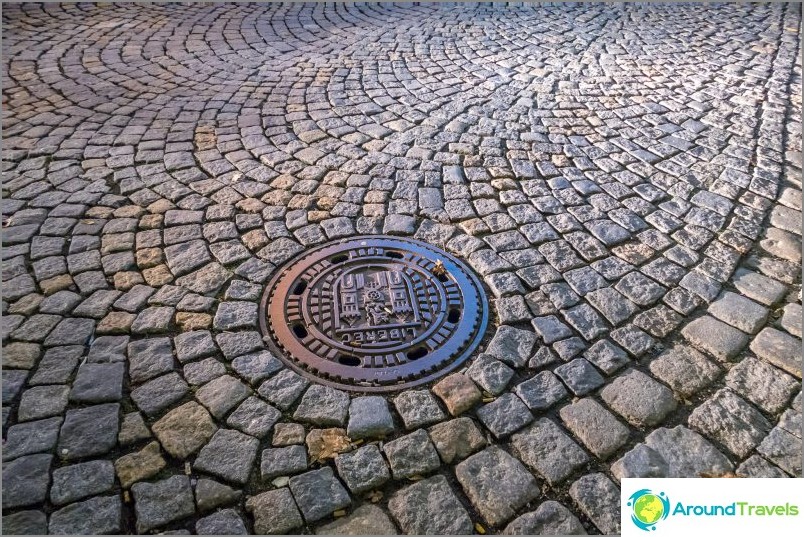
2,2,802,535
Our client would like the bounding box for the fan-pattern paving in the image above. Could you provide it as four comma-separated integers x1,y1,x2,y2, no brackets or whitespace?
2,2,802,535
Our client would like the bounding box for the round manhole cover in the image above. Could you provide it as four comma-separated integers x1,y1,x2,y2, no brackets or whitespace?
260,236,489,392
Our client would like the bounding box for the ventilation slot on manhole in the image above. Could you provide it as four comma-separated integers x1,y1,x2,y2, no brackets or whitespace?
407,347,428,360
338,355,361,366
292,280,307,295
292,324,308,339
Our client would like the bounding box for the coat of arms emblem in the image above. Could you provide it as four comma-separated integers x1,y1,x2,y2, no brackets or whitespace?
333,267,422,344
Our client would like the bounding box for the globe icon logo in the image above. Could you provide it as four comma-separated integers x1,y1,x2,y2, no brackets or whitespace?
627,489,670,531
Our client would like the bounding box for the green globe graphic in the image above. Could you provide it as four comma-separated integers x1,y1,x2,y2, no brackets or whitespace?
634,494,664,525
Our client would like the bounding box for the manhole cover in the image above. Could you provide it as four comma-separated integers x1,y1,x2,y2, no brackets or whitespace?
260,236,489,392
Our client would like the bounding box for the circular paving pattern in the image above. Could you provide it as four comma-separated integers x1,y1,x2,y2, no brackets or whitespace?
261,236,489,391
2,3,802,536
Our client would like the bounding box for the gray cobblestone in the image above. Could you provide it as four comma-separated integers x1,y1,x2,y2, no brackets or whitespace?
511,418,589,485
600,369,677,427
388,475,472,535
682,315,750,361
383,429,441,479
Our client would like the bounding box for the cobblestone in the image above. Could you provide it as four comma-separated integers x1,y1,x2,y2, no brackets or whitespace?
485,326,536,367
560,399,630,459
260,446,308,481
757,427,802,476
17,385,69,421
432,374,482,416
725,357,800,414
467,354,514,395
57,404,119,460
132,475,195,533
477,393,534,438
115,441,167,488
513,371,568,411
682,316,750,361
48,496,122,535
511,418,589,485
732,269,788,306
227,396,281,439
456,446,539,527
388,475,473,535
611,444,669,479
2,510,48,535
195,479,241,512
194,429,260,485
554,358,605,396
347,396,395,439
50,460,114,505
394,388,446,430
288,467,351,523
503,501,586,535
152,402,217,459
645,426,734,477
316,504,398,535
334,444,390,493
196,509,248,535
708,291,769,335
688,389,772,457
2,454,52,508
737,455,790,478
600,369,677,427
750,327,802,378
246,488,303,534
649,345,721,398
196,374,251,419
131,372,189,416
568,474,620,534
293,384,349,427
383,429,441,479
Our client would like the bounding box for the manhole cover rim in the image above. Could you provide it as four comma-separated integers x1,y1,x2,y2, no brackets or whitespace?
259,234,490,393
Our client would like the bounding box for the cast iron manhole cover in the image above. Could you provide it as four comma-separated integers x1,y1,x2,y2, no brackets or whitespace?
260,236,489,392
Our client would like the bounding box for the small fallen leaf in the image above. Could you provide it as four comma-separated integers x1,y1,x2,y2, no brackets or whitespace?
333,510,347,518
307,428,352,461
475,523,487,534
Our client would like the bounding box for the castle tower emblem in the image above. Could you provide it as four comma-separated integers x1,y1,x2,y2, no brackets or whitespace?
333,267,422,342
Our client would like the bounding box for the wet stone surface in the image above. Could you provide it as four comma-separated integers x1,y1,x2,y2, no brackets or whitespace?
1,2,801,535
